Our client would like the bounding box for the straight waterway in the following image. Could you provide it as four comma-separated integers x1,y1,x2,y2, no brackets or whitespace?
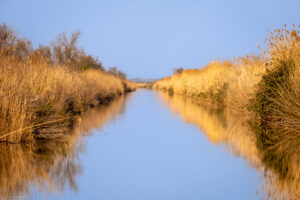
0,89,298,199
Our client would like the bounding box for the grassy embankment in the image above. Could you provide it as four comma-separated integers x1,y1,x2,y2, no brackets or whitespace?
0,24,136,142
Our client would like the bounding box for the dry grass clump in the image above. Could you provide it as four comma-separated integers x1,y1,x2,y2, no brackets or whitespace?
251,25,300,141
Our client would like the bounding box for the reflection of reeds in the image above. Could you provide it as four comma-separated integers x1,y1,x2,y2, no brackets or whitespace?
0,94,129,199
158,92,300,199
72,94,131,135
158,92,261,166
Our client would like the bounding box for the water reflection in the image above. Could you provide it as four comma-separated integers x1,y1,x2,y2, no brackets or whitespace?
0,94,130,199
1,91,299,199
158,92,300,200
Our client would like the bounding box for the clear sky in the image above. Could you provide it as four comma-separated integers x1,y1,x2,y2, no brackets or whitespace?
0,0,299,79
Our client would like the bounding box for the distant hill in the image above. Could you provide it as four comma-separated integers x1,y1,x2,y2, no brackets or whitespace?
130,77,157,83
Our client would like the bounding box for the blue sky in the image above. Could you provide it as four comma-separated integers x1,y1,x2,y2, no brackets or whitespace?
0,0,299,79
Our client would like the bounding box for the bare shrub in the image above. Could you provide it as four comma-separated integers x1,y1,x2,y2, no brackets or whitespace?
173,67,184,74
51,31,83,67
0,23,32,60
108,66,127,79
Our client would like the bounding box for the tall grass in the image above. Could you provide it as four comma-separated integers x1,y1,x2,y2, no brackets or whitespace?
154,55,266,111
0,54,135,142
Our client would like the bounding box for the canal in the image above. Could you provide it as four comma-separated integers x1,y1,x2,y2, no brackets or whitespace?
0,89,298,199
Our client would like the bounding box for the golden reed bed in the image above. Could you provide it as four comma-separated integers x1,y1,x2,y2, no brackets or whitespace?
0,55,136,142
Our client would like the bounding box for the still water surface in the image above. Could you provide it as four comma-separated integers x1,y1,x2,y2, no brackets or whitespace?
0,89,298,199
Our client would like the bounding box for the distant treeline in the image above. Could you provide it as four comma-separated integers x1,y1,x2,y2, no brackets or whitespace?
0,23,126,78
130,77,158,83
